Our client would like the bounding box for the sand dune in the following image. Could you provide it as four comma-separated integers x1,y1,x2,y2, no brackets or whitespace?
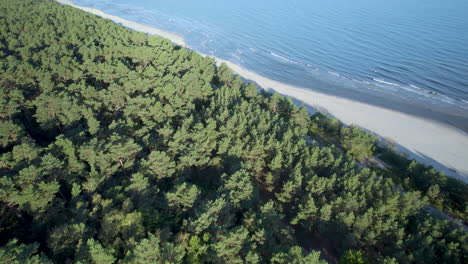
56,0,468,182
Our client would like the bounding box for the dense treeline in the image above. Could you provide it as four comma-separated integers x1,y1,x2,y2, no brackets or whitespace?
0,0,466,263
309,113,377,162
309,113,467,222
377,148,468,222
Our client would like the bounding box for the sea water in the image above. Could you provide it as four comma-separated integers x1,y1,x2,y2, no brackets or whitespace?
72,0,468,126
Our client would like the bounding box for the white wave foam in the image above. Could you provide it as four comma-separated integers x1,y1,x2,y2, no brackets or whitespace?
329,71,340,77
270,51,294,62
371,78,465,107
409,84,424,90
269,51,318,70
230,53,241,61
373,78,402,87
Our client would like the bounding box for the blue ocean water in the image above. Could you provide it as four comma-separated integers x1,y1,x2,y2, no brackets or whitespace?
72,0,468,121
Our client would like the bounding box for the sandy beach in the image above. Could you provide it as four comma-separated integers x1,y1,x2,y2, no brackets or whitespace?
56,0,468,182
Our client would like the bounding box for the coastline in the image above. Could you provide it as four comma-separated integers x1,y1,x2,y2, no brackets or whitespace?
55,0,468,182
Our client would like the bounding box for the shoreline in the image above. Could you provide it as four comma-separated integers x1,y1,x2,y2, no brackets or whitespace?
55,0,468,182
280,74,468,134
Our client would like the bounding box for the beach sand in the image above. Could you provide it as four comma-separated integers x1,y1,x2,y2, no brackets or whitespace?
56,0,468,182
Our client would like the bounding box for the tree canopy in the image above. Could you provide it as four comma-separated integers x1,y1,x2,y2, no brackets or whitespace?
0,0,466,263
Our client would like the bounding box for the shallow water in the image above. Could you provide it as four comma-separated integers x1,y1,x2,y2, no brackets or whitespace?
72,0,468,123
